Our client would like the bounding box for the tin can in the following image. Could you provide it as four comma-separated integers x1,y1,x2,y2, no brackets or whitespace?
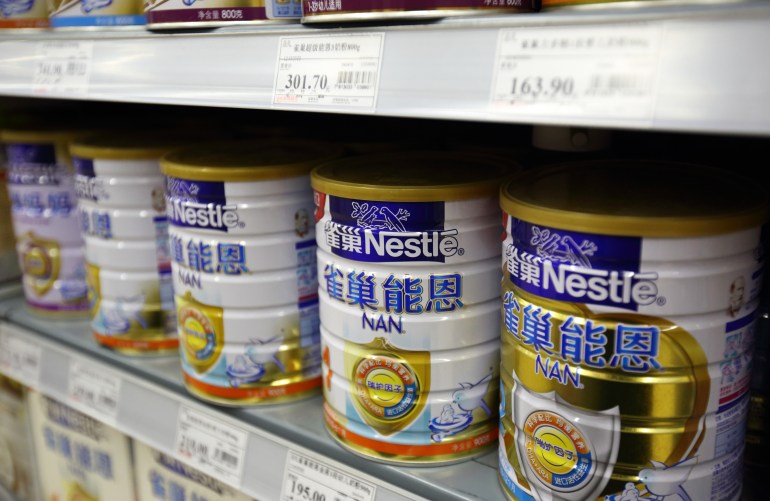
47,0,145,28
498,160,770,501
161,138,343,405
301,0,540,23
0,0,49,28
70,134,183,355
312,151,517,465
0,165,21,284
1,127,91,316
145,0,300,29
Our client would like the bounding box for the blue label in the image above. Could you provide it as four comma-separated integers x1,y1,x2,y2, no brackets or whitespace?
166,177,239,233
5,144,61,185
73,156,95,177
324,195,457,263
50,15,146,27
506,218,657,311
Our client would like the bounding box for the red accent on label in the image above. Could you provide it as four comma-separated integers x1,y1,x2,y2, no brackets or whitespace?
314,191,326,223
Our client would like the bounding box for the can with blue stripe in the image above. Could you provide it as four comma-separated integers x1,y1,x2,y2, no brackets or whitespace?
70,134,186,355
48,0,145,28
161,139,343,406
312,151,518,464
498,160,769,501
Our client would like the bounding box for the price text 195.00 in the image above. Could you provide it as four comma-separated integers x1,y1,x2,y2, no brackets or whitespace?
285,74,329,91
511,76,575,99
290,478,326,501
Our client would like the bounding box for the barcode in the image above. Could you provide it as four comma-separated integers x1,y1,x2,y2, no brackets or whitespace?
587,74,648,96
336,71,375,86
66,61,88,76
216,449,238,468
100,395,116,408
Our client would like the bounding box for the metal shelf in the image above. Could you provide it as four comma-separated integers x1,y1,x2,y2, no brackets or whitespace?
0,294,502,501
0,1,769,135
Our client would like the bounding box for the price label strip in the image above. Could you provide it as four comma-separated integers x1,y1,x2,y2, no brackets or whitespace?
0,329,42,388
281,451,376,501
174,406,248,489
273,33,385,110
490,25,662,123
33,40,94,95
67,360,122,425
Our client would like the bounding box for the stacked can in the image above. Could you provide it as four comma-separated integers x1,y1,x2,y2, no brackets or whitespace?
312,152,515,465
1,126,91,316
0,149,21,284
161,139,343,406
744,258,770,496
145,0,300,29
47,0,145,28
300,0,540,23
498,161,769,501
69,135,184,355
0,0,49,28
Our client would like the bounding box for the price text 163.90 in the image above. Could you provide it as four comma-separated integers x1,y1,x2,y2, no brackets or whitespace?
511,76,575,99
285,74,329,91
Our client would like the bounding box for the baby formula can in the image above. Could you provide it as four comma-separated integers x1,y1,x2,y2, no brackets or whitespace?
498,160,769,501
1,126,91,316
0,154,21,284
145,0,300,29
301,0,540,23
0,0,48,28
161,138,343,406
312,151,518,465
48,0,145,28
70,134,183,355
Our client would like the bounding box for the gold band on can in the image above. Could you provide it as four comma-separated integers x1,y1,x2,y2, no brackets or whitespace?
161,138,343,405
313,151,520,465
70,134,190,355
498,160,770,501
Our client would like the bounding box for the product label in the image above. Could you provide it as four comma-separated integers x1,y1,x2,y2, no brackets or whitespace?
500,215,762,501
302,0,538,16
166,178,241,233
28,391,136,501
145,0,299,24
505,219,654,311
316,193,460,263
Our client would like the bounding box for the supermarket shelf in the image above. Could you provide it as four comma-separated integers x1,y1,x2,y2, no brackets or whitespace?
1,1,770,135
0,295,502,501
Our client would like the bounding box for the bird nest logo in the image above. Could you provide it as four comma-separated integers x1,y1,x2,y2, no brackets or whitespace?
523,410,594,492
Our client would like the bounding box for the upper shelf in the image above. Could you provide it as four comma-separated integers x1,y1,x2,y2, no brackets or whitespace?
1,0,770,136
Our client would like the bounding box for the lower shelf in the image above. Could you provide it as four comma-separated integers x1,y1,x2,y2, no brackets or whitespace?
0,292,501,501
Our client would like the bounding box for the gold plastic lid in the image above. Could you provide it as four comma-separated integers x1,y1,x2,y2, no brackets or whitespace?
69,132,199,160
0,126,94,144
311,151,519,202
160,139,345,181
501,160,770,237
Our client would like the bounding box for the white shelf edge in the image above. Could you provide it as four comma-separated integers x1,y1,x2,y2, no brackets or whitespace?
0,1,768,135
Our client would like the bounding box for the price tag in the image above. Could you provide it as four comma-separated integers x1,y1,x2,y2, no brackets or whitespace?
281,451,376,501
490,25,662,122
33,41,94,95
174,406,247,488
0,330,42,388
272,33,385,109
67,360,121,424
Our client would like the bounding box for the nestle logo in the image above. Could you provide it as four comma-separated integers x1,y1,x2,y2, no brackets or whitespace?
168,199,240,231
